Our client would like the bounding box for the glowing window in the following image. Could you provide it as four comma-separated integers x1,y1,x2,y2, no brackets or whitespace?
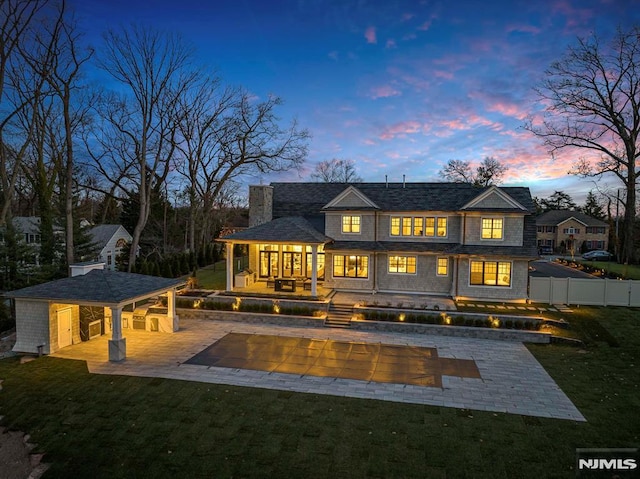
388,256,416,274
482,218,503,239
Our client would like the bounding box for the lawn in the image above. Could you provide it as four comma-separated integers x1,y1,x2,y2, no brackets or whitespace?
188,257,248,290
577,259,640,280
0,307,638,478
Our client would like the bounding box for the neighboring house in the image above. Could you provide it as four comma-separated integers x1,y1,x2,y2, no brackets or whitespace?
535,210,609,254
218,182,538,302
88,224,133,271
1,217,65,265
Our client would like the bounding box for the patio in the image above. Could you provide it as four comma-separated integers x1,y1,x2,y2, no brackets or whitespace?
50,317,585,420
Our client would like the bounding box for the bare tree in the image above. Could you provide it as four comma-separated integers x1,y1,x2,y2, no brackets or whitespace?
91,25,198,271
0,0,48,225
525,27,640,264
439,157,508,186
310,158,363,182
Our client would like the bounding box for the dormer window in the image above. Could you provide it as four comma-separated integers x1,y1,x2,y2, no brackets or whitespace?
342,215,361,234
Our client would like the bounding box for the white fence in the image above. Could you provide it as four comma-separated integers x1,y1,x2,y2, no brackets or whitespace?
529,277,640,306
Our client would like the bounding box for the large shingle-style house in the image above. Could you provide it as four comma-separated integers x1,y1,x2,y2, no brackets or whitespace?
88,224,133,271
218,182,538,302
535,210,609,254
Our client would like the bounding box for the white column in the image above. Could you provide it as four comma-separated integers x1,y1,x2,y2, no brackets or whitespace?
111,306,123,340
108,306,126,361
311,244,318,296
226,242,234,292
159,289,179,333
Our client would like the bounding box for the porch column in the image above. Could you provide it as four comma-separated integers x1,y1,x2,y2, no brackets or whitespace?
450,257,458,299
311,244,318,296
165,289,179,332
226,242,234,292
108,306,126,362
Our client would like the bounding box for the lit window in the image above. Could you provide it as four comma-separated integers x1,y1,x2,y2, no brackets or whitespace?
482,218,503,239
425,217,435,236
402,217,412,236
413,217,423,236
470,261,511,287
390,217,400,236
437,218,447,237
388,256,416,274
437,257,448,276
333,255,368,278
342,215,361,233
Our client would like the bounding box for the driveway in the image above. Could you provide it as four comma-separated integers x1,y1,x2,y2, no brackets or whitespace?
529,259,596,279
51,317,585,421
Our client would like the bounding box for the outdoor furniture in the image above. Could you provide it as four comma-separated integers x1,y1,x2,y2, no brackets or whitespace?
275,278,296,292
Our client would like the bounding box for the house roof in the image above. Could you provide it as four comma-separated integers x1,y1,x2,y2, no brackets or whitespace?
89,224,131,249
218,216,331,244
536,210,607,227
271,182,535,217
11,217,64,235
5,269,184,306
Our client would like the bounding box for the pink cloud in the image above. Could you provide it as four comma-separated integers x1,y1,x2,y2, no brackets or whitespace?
386,39,397,49
401,13,415,22
365,26,377,44
486,101,529,120
369,85,401,99
379,121,423,140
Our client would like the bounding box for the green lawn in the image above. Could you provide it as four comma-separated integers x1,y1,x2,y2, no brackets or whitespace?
577,259,640,280
188,258,248,290
0,307,639,478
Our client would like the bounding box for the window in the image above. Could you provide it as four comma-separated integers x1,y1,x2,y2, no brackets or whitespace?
333,255,368,278
545,226,556,233
388,255,416,274
342,215,361,234
402,217,412,236
482,218,503,239
390,217,400,236
425,217,435,236
587,227,606,234
413,217,423,236
437,257,448,276
470,261,511,287
563,227,580,234
437,218,447,237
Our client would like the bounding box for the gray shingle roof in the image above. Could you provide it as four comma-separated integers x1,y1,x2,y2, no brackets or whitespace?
89,224,129,249
536,210,607,227
271,182,534,218
6,269,184,305
219,216,331,243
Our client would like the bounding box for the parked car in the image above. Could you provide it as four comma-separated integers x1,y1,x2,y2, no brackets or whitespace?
582,250,614,261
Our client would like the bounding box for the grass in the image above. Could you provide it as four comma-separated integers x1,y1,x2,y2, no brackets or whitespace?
0,307,639,478
576,259,640,280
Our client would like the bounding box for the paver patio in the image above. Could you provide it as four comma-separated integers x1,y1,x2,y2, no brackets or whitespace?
51,317,585,421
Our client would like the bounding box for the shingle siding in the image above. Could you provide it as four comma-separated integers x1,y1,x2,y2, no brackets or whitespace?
13,300,51,354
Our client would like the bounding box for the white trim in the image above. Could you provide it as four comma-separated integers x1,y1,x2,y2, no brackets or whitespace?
341,214,362,234
323,186,379,209
461,186,527,211
468,259,513,288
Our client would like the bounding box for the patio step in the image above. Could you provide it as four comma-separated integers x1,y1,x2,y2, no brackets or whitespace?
325,304,353,328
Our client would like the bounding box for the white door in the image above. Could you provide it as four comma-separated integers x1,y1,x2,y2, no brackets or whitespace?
57,308,73,349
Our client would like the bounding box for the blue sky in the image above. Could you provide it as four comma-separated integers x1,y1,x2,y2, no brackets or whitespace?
74,0,640,203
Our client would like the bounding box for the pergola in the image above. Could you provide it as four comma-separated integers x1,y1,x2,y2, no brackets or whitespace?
217,216,331,296
7,268,185,362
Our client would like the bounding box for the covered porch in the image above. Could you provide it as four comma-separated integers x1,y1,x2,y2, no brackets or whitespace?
217,216,332,297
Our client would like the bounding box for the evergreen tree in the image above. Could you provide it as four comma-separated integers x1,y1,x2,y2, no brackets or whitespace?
582,191,605,220
540,191,578,211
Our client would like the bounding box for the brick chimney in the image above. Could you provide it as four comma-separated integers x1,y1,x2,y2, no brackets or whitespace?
249,185,273,227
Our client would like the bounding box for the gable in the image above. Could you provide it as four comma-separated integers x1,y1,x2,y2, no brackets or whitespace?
323,186,379,210
462,186,527,211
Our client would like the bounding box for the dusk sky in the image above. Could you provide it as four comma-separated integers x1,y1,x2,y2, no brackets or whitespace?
73,0,640,203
